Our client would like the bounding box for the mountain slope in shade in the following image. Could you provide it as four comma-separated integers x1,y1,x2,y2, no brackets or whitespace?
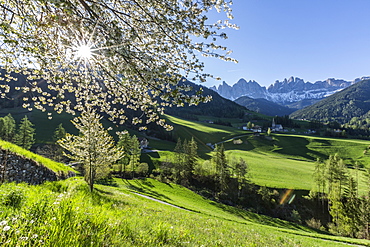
165,79,249,119
290,79,370,124
234,96,295,116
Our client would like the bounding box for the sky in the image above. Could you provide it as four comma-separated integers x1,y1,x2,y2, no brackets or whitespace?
200,0,370,88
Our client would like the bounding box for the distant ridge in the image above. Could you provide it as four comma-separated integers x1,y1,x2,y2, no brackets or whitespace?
210,76,370,106
234,95,295,116
290,79,370,124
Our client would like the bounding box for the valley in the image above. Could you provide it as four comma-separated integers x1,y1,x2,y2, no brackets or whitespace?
2,1,370,245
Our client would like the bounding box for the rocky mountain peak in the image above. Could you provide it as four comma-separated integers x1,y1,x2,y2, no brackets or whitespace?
210,76,369,106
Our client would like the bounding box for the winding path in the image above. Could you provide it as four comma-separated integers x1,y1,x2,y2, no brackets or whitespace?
132,192,190,211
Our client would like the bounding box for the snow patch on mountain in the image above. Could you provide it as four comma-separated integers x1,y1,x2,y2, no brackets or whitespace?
210,76,370,106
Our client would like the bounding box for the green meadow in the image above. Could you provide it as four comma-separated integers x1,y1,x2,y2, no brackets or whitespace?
151,116,370,192
2,114,370,245
1,177,370,246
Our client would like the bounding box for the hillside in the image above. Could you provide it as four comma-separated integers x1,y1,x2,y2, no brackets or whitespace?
165,79,250,119
234,95,295,116
1,177,369,246
290,79,370,124
0,139,75,184
147,115,370,191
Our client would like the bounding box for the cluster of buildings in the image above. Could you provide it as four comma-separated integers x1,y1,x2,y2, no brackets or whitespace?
243,118,284,133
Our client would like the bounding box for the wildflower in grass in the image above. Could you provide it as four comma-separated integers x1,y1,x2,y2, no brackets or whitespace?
3,225,11,231
32,234,38,239
19,236,28,241
0,220,7,226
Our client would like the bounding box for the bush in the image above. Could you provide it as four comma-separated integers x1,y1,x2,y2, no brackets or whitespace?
1,186,25,209
306,218,323,230
136,163,149,177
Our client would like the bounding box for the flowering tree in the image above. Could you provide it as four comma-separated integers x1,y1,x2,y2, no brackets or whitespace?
0,0,237,129
58,108,123,191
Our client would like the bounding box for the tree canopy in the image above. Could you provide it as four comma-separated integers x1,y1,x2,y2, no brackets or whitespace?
0,0,237,129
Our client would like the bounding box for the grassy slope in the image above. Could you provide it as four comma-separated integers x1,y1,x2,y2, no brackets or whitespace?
0,139,74,174
151,116,370,191
1,177,369,246
117,178,370,246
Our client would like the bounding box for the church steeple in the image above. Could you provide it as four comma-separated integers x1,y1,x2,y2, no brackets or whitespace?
272,118,276,128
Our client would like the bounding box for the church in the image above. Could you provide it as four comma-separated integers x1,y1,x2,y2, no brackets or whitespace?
271,118,283,132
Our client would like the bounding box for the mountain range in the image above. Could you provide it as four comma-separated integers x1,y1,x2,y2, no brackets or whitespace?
210,76,370,106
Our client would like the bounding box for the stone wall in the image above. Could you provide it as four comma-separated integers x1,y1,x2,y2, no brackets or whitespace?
0,148,75,185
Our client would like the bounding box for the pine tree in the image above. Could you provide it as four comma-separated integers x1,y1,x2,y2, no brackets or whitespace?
313,159,326,209
129,135,141,179
50,123,67,162
184,137,198,182
14,115,35,150
0,114,16,142
53,123,66,142
117,131,131,177
172,137,184,182
214,144,229,194
58,108,123,192
234,158,248,198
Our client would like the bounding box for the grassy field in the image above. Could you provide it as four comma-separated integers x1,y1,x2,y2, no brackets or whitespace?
149,116,370,192
0,139,74,175
1,177,370,246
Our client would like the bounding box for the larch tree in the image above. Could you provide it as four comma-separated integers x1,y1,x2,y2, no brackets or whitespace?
0,0,237,128
58,108,123,192
14,115,35,150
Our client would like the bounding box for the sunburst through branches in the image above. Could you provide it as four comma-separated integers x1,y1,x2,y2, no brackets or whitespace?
0,0,237,130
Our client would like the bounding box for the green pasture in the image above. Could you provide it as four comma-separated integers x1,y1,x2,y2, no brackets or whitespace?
148,117,370,191
1,177,369,246
165,115,246,151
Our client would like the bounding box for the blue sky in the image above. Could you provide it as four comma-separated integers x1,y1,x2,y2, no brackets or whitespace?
201,0,370,88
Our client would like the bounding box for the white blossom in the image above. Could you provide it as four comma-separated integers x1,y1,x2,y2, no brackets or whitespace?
0,0,237,129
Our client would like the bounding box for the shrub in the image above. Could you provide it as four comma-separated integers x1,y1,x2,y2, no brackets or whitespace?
1,186,25,209
306,218,322,230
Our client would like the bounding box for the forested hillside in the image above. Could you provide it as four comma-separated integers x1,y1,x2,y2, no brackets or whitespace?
290,79,370,126
234,95,295,116
165,80,249,119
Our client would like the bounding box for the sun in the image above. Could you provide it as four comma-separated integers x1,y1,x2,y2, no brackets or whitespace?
76,44,92,59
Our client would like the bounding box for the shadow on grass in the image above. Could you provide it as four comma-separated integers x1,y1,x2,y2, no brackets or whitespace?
75,183,128,206
273,136,326,161
96,177,119,187
208,199,326,235
146,152,160,159
122,179,172,202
